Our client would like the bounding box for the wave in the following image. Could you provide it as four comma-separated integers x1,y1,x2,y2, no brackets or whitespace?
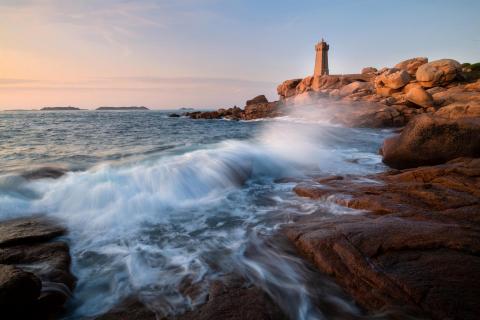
0,119,386,319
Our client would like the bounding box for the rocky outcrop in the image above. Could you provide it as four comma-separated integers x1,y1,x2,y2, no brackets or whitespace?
405,86,434,109
277,79,302,99
243,101,282,120
0,217,75,320
186,97,283,121
381,114,480,169
375,68,411,90
246,95,268,105
435,101,480,119
416,59,462,87
186,57,478,127
286,157,480,320
394,57,428,76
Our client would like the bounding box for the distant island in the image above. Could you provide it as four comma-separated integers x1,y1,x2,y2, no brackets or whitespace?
40,106,81,111
96,106,149,110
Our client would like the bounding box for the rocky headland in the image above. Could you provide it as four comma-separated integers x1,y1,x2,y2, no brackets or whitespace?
186,57,480,319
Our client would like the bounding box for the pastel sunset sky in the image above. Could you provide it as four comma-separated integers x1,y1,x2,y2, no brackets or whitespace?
1,0,479,109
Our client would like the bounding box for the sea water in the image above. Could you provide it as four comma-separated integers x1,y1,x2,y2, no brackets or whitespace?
0,110,391,319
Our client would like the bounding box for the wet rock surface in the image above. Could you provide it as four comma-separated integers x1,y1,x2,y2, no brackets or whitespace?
0,217,75,319
286,157,480,320
22,167,67,180
95,276,286,320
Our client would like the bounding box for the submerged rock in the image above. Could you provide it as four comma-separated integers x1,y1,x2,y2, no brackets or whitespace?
246,95,268,105
381,114,480,169
287,157,480,320
22,167,66,180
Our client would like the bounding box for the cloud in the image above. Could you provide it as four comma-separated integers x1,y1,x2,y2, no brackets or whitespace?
0,76,276,93
0,0,219,56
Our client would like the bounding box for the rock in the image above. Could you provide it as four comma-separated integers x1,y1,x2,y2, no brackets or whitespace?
394,57,428,76
286,157,480,320
177,286,285,320
186,111,222,120
405,86,434,109
0,264,41,309
242,101,282,120
432,85,480,106
0,217,66,247
381,114,480,169
464,79,480,91
416,59,462,87
168,113,180,117
246,95,268,106
435,102,480,119
361,67,377,74
22,167,66,180
295,76,314,94
96,276,285,320
311,75,342,91
375,86,398,97
93,298,157,320
0,217,74,319
338,81,373,97
0,242,76,291
375,68,411,90
277,79,302,99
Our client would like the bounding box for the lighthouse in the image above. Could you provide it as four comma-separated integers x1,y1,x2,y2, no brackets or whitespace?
314,39,329,76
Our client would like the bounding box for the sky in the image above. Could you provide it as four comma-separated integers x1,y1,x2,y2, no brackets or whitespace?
0,0,479,110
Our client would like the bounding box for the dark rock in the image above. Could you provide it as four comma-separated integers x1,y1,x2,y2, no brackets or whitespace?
242,101,283,120
381,114,480,169
287,157,480,320
0,217,66,247
177,285,285,320
0,242,76,290
246,95,268,106
93,298,156,320
0,264,41,309
168,113,181,117
22,167,66,180
0,217,74,319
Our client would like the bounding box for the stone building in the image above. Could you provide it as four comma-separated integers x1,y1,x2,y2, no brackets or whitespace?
314,39,329,76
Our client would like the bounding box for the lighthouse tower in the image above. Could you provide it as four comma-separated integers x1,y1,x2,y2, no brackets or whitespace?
314,39,329,76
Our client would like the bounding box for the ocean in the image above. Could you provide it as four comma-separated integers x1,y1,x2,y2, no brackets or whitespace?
0,110,391,319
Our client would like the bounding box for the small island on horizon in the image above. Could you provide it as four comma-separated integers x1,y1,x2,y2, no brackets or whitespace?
96,106,150,110
40,106,81,111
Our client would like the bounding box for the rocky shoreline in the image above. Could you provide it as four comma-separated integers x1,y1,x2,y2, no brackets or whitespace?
1,57,479,319
182,56,480,319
